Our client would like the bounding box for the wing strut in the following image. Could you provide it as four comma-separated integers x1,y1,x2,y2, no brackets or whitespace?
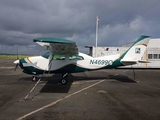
23,57,54,100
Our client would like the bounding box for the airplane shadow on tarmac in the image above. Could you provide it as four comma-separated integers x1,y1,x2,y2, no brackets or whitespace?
39,74,112,93
40,74,73,93
19,73,136,93
108,75,137,83
39,73,137,93
18,74,72,93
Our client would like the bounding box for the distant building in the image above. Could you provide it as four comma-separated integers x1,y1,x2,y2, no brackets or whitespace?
86,39,160,68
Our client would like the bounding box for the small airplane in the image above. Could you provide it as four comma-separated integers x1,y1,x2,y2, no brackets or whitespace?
14,35,150,85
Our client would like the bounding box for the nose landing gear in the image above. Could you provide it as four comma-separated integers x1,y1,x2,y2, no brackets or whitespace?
32,75,38,82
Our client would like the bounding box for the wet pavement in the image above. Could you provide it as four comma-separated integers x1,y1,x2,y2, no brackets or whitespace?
0,59,160,120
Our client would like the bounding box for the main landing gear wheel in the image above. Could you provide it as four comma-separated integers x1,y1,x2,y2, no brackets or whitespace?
61,73,68,85
32,75,38,82
61,78,67,85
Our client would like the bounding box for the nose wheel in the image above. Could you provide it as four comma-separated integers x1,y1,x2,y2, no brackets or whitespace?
32,75,38,82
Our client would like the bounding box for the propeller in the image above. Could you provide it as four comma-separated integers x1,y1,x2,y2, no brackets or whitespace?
14,60,19,71
14,47,20,71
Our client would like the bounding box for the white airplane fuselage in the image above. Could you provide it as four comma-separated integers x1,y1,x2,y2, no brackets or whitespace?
18,52,122,75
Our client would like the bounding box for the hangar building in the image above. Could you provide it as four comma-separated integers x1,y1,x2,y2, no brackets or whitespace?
86,39,160,68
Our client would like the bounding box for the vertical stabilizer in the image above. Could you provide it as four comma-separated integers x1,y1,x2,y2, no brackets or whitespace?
120,35,150,65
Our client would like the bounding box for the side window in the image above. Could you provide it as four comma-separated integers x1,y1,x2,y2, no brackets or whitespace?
69,55,84,60
53,54,65,60
41,51,50,59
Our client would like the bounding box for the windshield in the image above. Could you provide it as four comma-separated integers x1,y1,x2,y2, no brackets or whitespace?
41,51,50,59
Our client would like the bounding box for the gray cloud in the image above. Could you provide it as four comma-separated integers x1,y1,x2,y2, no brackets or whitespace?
0,0,160,54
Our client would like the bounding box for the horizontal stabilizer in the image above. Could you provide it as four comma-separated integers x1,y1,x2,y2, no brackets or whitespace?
121,60,137,66
121,60,150,66
138,60,150,63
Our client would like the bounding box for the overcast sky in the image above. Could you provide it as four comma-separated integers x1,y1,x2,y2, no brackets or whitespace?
0,0,160,55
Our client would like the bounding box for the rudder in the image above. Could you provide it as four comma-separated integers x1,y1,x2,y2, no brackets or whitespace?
120,35,150,65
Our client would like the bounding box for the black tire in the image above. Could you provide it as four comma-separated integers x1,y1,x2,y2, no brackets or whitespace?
32,76,37,82
61,78,67,85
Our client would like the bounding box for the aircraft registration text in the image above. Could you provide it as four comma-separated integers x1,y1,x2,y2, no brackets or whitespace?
90,60,113,65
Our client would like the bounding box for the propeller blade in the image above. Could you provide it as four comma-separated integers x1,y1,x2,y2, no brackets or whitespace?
13,59,20,71
14,47,19,71
14,63,19,71
17,47,19,60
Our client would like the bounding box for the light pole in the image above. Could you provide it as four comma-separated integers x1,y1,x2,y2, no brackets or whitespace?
95,16,99,57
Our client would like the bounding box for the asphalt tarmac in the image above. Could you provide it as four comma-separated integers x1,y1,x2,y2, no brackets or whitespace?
0,59,160,120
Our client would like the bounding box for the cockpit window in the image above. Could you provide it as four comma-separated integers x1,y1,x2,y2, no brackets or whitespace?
41,51,50,59
42,53,84,61
53,54,65,60
69,55,84,60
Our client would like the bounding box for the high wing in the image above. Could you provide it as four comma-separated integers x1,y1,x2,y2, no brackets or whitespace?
33,37,78,55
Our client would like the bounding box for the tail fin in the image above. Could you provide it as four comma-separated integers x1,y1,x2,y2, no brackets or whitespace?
120,35,150,65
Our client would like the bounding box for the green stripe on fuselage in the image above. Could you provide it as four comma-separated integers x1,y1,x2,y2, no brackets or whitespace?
23,66,44,75
22,63,86,75
20,58,123,75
